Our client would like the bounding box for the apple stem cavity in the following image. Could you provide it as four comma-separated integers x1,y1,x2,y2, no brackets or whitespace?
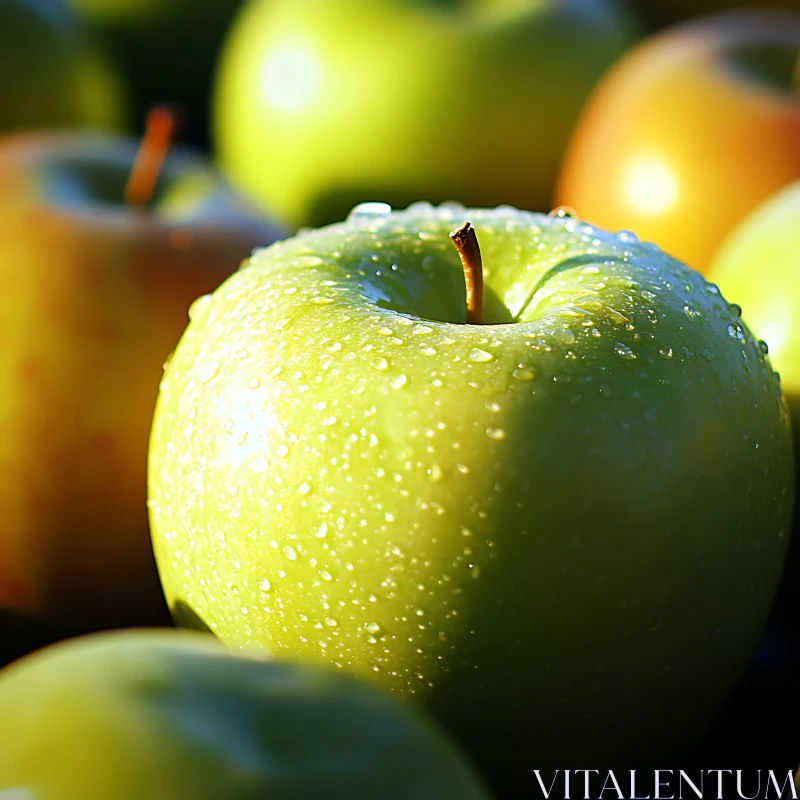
450,222,484,325
124,106,177,208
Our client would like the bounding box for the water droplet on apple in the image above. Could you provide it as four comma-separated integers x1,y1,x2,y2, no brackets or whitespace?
599,385,613,398
377,327,393,336
375,357,389,371
423,347,437,356
759,340,769,355
320,570,333,582
198,358,221,384
512,365,535,381
729,303,742,318
348,202,392,218
248,377,261,390
316,523,328,539
659,346,673,359
325,617,338,627
275,444,290,458
391,374,409,389
257,578,272,593
486,427,506,440
412,325,434,336
554,328,576,346
699,348,713,361
727,324,744,340
548,206,577,219
297,482,312,496
364,621,383,636
427,464,443,482
614,343,636,360
310,296,335,305
188,294,212,321
617,229,639,244
283,545,298,561
469,348,494,363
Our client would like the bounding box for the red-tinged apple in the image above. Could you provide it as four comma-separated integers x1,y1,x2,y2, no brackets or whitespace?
0,0,128,133
556,11,800,273
0,124,284,626
213,0,639,229
148,201,792,782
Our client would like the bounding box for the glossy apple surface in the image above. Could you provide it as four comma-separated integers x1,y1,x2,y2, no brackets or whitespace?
0,0,127,133
149,203,792,778
0,629,488,799
213,0,638,229
0,132,284,626
556,11,800,273
65,0,243,144
708,182,800,622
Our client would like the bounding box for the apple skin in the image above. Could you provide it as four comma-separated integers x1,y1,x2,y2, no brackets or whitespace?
708,181,800,619
213,0,638,230
148,203,793,777
555,11,800,274
65,0,244,144
0,132,284,627
0,629,489,799
0,0,128,133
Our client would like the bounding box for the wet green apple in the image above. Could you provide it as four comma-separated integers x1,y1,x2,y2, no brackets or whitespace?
0,629,488,799
213,0,638,229
149,203,792,778
0,0,128,133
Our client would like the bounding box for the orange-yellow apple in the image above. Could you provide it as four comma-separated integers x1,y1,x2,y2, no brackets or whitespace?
0,130,283,626
555,11,800,273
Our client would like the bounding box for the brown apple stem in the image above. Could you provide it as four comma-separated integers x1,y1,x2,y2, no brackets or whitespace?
124,106,176,208
450,222,484,325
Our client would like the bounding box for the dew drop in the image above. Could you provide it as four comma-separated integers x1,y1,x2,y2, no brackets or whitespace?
248,377,261,390
659,346,673,359
375,357,389,371
325,617,338,627
258,578,271,593
188,294,212,321
283,545,298,561
617,229,639,244
614,343,636,360
759,340,769,355
469,348,495,363
554,328,576,346
391,374,409,389
427,464,443,482
412,325,434,336
316,523,328,539
365,621,383,635
310,296,335,305
198,358,221,384
549,206,577,219
275,444,290,458
297,482,312,496
512,365,535,381
486,427,506,440
348,201,392,218
730,303,742,318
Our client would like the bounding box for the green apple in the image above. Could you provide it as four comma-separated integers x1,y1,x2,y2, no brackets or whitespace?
708,181,800,621
0,629,489,799
213,0,639,229
65,0,244,144
0,0,128,132
0,130,284,627
148,203,792,778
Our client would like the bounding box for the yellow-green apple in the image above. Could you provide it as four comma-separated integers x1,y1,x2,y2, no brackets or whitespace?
0,629,489,799
708,181,800,621
0,129,284,627
148,202,793,781
0,0,128,133
64,0,244,144
213,0,639,230
555,11,800,273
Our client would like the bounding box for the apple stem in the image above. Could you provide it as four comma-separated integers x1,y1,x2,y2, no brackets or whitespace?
124,106,177,208
450,222,484,325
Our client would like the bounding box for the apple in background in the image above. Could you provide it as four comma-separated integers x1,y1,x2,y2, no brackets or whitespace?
0,630,489,799
213,0,639,230
555,11,800,274
64,0,245,145
708,181,800,622
0,0,128,133
149,202,792,784
0,129,284,627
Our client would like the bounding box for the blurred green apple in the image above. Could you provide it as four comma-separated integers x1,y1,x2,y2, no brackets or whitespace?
213,0,639,229
0,630,489,799
708,181,800,621
0,0,128,132
149,202,792,780
65,0,245,144
0,131,284,627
